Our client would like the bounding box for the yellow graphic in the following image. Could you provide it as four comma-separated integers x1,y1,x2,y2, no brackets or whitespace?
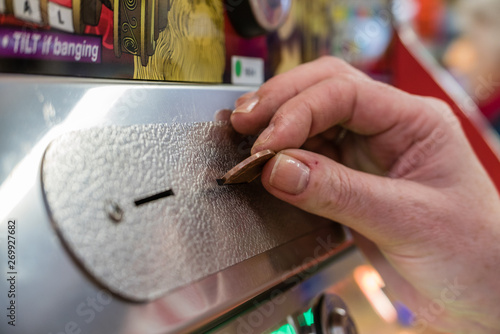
133,0,225,83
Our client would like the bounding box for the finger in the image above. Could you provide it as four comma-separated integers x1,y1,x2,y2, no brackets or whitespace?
321,126,344,142
260,149,442,246
231,56,365,135
251,74,445,156
301,136,340,161
234,91,256,108
214,109,232,122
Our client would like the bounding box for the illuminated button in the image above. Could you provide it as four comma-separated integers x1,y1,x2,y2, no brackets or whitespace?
299,308,315,327
269,323,296,334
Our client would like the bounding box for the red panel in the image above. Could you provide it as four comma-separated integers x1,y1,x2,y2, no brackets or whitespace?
392,33,500,191
480,92,500,121
50,0,72,8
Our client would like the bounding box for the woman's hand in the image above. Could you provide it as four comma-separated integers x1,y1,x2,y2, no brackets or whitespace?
231,57,500,333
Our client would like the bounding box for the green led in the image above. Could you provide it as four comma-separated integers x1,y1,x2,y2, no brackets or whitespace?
235,60,242,77
269,324,296,334
302,308,315,326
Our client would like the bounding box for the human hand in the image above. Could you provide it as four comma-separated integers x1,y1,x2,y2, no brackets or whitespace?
230,57,500,333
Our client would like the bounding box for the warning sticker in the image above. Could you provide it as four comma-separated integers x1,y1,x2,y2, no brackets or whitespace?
0,27,101,63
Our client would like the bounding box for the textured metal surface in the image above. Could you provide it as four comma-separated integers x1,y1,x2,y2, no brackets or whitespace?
0,76,351,334
41,122,334,302
0,76,355,334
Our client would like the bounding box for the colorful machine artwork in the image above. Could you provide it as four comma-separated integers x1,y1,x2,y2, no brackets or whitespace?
0,0,391,83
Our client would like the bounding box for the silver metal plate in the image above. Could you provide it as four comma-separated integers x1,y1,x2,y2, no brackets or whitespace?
41,122,335,302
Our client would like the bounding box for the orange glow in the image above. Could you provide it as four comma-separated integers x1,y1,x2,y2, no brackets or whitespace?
354,265,397,323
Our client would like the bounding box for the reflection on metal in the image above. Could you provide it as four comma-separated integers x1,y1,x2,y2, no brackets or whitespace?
104,199,124,222
318,294,358,334
354,265,397,324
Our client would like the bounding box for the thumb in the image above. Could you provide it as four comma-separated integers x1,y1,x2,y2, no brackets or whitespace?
261,149,437,246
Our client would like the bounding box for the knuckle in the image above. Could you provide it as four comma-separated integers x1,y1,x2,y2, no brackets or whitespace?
422,96,460,128
321,57,349,75
318,55,347,68
318,56,366,78
331,72,363,91
270,110,295,130
425,96,451,113
271,111,286,125
314,166,357,217
327,73,357,91
260,76,300,103
323,75,359,120
295,95,315,115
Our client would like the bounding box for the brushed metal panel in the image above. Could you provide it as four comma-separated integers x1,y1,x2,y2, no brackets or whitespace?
41,122,335,302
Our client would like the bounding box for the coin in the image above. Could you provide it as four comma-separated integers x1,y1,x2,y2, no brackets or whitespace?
217,149,276,185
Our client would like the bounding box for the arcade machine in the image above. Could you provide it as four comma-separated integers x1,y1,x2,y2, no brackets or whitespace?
0,1,499,334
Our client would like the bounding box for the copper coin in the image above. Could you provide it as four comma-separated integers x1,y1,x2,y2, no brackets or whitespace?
218,149,276,185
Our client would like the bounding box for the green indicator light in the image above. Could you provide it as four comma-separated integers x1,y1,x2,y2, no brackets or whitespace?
269,324,296,334
235,60,242,77
302,308,315,326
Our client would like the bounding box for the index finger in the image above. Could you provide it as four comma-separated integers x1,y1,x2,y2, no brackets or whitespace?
251,72,446,156
230,56,365,135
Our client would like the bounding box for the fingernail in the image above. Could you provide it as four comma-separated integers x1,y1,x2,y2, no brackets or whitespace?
252,124,274,153
269,154,310,195
233,95,259,114
235,91,257,108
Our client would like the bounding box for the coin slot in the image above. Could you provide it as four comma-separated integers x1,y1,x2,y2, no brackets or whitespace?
134,189,175,206
216,179,246,186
